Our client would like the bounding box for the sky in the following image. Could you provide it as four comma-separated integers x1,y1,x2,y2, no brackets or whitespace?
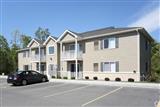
0,0,160,43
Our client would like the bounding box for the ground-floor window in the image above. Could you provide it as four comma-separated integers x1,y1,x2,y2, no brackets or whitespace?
23,65,29,71
93,63,98,72
101,61,118,72
36,63,46,71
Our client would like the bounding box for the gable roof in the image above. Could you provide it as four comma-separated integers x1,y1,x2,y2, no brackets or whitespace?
57,30,78,42
27,38,44,47
43,36,57,45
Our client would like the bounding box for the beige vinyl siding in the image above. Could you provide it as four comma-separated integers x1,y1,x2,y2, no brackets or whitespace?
82,31,140,81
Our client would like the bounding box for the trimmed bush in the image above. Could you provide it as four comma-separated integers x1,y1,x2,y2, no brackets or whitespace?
63,77,68,79
128,78,134,82
115,78,121,81
104,77,110,81
85,76,89,80
71,77,75,80
52,76,56,78
93,77,98,80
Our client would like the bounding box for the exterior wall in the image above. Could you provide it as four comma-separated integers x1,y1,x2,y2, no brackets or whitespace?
139,32,151,80
61,33,75,43
18,50,31,70
30,42,39,48
46,38,58,77
82,31,140,81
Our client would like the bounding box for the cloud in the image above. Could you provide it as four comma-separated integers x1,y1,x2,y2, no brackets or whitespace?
128,6,160,33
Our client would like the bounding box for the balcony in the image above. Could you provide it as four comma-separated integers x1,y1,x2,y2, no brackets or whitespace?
62,50,83,60
31,54,46,62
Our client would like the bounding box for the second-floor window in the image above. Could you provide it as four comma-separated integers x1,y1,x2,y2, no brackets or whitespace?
48,46,54,54
101,37,117,49
94,41,99,50
23,51,29,58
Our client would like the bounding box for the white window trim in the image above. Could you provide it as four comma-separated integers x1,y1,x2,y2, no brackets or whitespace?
102,37,116,49
47,45,55,55
101,61,117,73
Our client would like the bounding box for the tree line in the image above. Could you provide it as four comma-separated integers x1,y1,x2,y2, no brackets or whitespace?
0,27,50,74
0,28,159,82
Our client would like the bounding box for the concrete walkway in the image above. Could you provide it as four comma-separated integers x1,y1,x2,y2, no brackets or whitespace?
50,79,160,89
1,75,159,89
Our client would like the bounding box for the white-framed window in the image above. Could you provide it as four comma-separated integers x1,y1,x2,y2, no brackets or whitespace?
102,37,117,49
93,63,98,72
23,51,29,58
101,61,118,72
94,40,99,50
48,46,54,55
23,51,26,57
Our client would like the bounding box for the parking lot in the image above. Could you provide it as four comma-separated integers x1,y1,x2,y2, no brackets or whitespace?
0,78,159,107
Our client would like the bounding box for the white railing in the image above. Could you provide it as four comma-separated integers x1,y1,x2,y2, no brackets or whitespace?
62,50,83,60
31,54,46,62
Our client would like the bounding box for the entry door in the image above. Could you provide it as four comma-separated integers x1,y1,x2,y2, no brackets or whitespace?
70,64,79,72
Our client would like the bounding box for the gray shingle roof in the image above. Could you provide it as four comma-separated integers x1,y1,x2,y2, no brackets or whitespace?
71,27,142,38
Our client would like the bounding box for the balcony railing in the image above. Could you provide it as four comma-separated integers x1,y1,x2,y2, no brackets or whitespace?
31,54,46,62
62,50,83,60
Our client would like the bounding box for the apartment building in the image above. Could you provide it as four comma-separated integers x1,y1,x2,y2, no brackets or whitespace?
18,27,153,81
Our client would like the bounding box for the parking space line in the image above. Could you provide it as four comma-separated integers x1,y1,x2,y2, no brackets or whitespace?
25,83,68,92
81,87,123,107
44,85,91,98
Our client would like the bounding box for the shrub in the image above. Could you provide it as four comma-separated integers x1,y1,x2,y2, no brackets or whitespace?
93,77,98,80
52,76,56,78
85,76,89,80
63,77,68,79
71,77,75,80
115,78,121,81
128,78,134,82
105,77,110,81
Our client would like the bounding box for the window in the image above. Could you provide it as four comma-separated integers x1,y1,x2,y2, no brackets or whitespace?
36,63,39,71
23,51,26,57
69,44,75,50
102,37,116,49
48,46,54,54
101,62,118,72
94,41,99,50
35,49,39,55
23,65,29,71
145,40,148,50
93,63,98,72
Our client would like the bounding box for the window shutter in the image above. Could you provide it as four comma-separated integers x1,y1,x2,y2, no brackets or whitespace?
101,62,103,72
100,40,103,49
116,37,119,48
116,61,119,72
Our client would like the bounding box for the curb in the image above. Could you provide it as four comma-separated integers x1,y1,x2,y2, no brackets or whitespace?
49,79,160,89
0,76,7,78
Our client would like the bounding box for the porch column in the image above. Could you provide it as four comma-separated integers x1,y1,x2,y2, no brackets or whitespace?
59,42,63,76
29,48,32,70
75,39,78,79
38,46,41,73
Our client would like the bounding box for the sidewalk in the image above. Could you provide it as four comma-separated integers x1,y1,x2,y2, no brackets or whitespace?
0,75,7,78
50,79,160,89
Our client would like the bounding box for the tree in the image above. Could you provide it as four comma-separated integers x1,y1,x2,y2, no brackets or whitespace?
35,27,50,41
149,42,160,82
21,35,32,48
0,35,13,74
11,30,21,46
